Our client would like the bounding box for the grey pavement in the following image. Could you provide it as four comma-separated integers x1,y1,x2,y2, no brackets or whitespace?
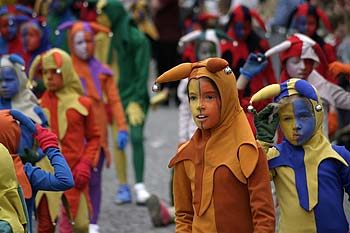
99,105,178,233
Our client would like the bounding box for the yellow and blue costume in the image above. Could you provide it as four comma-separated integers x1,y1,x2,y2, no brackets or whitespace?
250,78,350,233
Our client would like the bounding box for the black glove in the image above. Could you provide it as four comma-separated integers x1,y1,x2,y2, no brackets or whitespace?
252,103,279,143
19,148,40,165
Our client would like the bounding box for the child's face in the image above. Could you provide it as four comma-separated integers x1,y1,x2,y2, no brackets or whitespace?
285,57,314,79
234,21,251,41
278,97,315,145
0,15,17,40
73,30,94,60
0,67,20,99
295,15,318,37
42,69,64,92
188,78,221,130
22,25,41,52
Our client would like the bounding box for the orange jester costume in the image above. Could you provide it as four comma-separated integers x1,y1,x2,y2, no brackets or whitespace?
29,48,101,231
153,58,275,232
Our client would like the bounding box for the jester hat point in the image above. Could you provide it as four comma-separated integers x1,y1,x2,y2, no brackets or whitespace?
248,78,323,113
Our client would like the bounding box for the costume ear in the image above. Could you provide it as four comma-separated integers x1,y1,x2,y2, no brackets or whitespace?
249,84,281,104
264,41,291,58
52,51,62,68
89,21,112,36
155,63,193,84
206,57,229,73
55,21,74,35
8,54,25,66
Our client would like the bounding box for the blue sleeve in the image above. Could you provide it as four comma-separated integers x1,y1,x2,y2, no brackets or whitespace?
33,105,49,127
332,145,350,195
24,147,74,193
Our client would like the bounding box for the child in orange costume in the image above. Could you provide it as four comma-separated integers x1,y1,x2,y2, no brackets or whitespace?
152,57,275,232
28,48,101,232
60,20,129,231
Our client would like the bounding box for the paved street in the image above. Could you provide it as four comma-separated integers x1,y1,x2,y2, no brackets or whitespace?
99,105,178,233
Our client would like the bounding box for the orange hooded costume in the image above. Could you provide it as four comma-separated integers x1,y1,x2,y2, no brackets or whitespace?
154,58,275,232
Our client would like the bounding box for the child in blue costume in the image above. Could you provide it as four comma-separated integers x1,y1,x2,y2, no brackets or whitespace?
0,109,74,233
0,54,47,158
250,78,350,232
0,54,74,233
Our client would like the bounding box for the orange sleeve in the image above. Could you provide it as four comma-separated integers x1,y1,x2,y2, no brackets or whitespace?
173,162,193,232
80,96,101,163
103,74,128,131
248,146,276,233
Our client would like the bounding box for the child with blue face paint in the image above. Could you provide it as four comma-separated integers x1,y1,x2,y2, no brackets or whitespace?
250,78,350,233
0,54,48,160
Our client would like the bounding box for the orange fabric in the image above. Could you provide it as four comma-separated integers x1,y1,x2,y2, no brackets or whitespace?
12,156,32,199
68,21,127,167
328,61,350,79
0,110,33,199
161,58,275,232
40,93,100,219
328,110,338,138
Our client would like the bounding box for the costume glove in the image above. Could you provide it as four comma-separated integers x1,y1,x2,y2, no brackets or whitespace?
73,159,91,189
34,124,59,152
252,103,279,143
126,101,145,126
19,148,40,165
239,53,268,80
117,130,128,150
10,110,59,152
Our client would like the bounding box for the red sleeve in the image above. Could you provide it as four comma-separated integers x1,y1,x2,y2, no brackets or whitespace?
80,96,101,163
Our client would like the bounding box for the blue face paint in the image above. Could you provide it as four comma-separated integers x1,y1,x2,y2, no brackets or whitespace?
279,98,315,146
293,99,315,144
295,16,307,35
234,22,244,40
0,67,20,99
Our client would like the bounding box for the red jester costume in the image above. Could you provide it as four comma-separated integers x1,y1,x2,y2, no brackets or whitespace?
28,48,101,232
221,5,277,134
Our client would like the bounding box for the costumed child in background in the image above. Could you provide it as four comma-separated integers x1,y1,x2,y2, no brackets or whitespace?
153,57,275,232
0,109,74,233
287,1,336,83
221,4,277,134
0,54,62,232
28,48,101,232
46,0,77,53
20,16,52,98
0,143,29,233
0,4,33,63
59,20,128,232
242,33,350,138
75,0,152,205
250,78,350,232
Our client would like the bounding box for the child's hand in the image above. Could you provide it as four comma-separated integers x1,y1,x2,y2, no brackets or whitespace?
252,103,279,143
73,159,91,189
34,125,59,152
126,101,145,126
116,130,128,150
239,53,268,80
19,148,40,165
